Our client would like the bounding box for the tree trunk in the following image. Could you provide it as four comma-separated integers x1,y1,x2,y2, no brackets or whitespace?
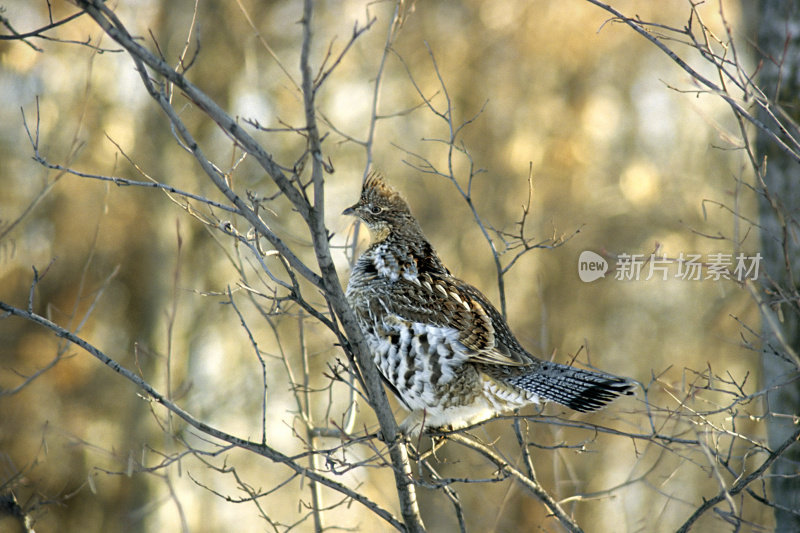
756,2,800,531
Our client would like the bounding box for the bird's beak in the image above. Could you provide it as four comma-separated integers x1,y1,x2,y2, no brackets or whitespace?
342,205,356,216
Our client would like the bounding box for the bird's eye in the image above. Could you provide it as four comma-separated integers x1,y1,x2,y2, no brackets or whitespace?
369,205,383,215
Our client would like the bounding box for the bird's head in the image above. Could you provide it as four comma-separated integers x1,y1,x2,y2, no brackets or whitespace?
343,172,419,240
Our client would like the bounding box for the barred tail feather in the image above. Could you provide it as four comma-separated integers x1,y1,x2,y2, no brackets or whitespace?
506,363,635,412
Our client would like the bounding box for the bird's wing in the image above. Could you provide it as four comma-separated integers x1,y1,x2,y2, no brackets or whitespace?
386,273,532,367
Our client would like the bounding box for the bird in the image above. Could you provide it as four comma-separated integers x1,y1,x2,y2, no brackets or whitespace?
343,172,634,436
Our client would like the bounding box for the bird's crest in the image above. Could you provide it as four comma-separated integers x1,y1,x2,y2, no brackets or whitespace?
363,171,393,195
362,171,404,205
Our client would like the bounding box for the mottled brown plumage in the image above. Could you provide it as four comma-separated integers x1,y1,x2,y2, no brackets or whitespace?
344,172,633,434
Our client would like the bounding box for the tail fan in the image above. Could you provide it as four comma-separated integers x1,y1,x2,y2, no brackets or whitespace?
506,362,634,412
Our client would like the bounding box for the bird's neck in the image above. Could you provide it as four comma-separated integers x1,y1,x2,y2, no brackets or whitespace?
370,225,391,243
361,231,447,283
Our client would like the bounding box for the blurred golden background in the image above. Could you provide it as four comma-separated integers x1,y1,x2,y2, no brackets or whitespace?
1,1,765,531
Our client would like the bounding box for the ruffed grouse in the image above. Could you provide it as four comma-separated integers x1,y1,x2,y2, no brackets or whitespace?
343,173,633,434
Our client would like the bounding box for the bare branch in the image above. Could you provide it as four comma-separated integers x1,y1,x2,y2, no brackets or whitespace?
0,300,406,531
